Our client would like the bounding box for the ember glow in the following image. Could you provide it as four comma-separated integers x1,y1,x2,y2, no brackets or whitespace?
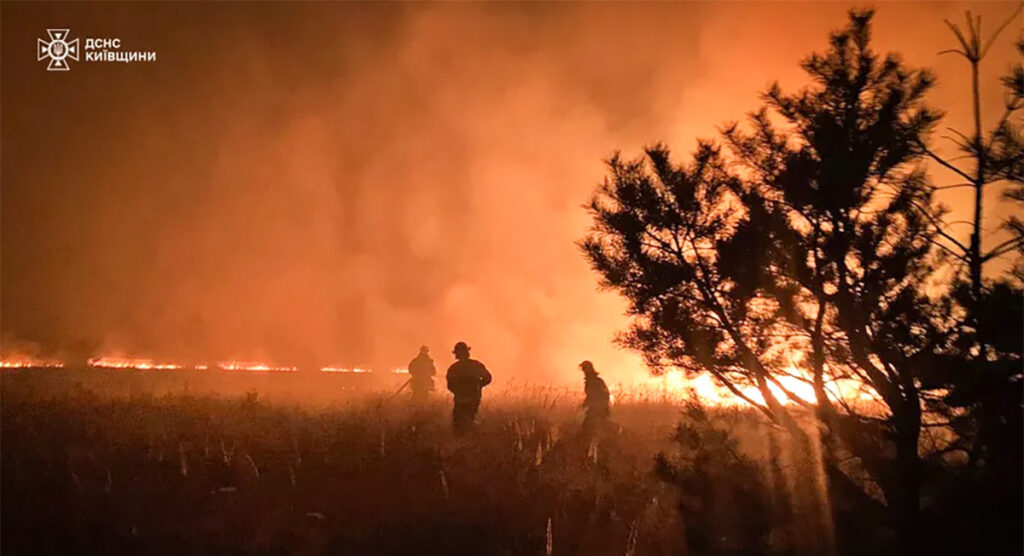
217,361,297,372
320,366,371,373
0,357,64,369
0,356,299,372
88,356,184,370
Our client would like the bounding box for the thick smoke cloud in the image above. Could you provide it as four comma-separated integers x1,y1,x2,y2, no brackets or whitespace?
2,2,1019,385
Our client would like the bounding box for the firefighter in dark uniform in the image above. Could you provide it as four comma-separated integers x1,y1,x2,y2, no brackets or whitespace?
446,341,492,435
408,345,436,402
579,360,610,435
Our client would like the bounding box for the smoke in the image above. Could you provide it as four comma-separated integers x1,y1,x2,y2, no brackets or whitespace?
2,2,1019,385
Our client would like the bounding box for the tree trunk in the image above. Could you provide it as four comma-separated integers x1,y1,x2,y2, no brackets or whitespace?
969,55,985,301
892,410,923,554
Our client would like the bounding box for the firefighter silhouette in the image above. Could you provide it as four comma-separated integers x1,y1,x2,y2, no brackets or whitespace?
407,345,436,402
579,360,610,435
445,342,492,435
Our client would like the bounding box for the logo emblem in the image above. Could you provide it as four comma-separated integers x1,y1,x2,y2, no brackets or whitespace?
37,29,79,71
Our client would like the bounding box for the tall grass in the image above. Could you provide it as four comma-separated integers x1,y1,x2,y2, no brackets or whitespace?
1,371,916,555
2,373,691,555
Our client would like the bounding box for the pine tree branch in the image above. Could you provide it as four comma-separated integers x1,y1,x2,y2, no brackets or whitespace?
901,197,971,255
918,142,975,182
980,3,1023,59
706,367,774,418
983,236,1024,261
929,238,971,264
933,183,976,191
942,18,972,58
766,374,817,411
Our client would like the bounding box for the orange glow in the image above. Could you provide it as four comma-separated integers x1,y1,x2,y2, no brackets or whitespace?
88,356,184,370
5,353,883,411
321,366,372,373
0,357,65,369
2,2,1019,393
87,356,300,372
217,361,297,372
640,367,882,409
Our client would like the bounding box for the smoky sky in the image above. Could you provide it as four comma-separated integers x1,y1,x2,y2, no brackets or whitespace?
2,2,1020,384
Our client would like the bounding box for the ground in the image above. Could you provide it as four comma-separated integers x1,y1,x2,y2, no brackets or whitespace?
2,370,691,555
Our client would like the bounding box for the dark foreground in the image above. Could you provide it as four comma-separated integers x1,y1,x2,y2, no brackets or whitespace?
2,375,686,555
2,371,1020,555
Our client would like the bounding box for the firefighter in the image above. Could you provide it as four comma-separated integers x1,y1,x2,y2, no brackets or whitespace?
407,345,436,402
579,360,610,435
445,341,492,435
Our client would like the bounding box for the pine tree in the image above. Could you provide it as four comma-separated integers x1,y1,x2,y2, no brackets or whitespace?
581,11,946,548
920,14,1023,549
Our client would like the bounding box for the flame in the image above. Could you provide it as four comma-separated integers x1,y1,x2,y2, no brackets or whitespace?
86,356,300,372
3,353,882,411
320,366,371,373
640,367,881,408
641,371,741,405
0,357,65,369
88,356,184,370
217,361,297,372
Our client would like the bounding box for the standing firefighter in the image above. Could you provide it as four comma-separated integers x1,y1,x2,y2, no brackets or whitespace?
446,341,492,435
407,345,436,402
579,361,610,435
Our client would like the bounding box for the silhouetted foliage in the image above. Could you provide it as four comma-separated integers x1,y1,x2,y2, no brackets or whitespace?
655,403,775,555
924,9,1024,292
916,14,1024,552
582,9,1022,553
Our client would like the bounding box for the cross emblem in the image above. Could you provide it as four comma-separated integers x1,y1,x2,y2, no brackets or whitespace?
37,29,79,71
